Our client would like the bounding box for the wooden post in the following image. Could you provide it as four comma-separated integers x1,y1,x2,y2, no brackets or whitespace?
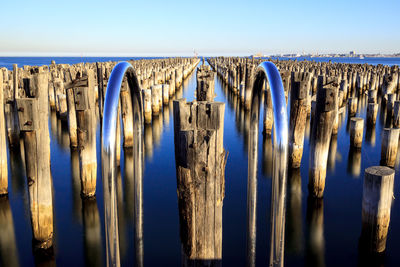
143,89,152,124
66,88,78,147
308,81,338,198
75,71,97,197
380,128,399,168
289,72,311,168
350,117,364,148
173,99,226,262
360,166,394,253
17,71,53,249
57,94,68,121
151,85,162,116
393,101,400,128
162,84,170,105
263,90,273,137
0,73,7,195
196,66,215,101
120,80,134,148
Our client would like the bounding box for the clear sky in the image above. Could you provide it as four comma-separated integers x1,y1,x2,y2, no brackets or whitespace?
1,0,399,56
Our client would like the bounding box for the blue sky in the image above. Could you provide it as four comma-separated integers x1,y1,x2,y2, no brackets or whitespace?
1,0,399,56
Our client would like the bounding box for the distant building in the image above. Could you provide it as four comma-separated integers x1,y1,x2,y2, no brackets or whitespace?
349,51,355,56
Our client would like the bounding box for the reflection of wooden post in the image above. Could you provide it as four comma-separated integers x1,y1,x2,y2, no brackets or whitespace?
173,99,226,262
0,197,19,266
380,128,399,167
308,82,338,198
0,74,7,195
287,169,303,255
306,197,325,267
350,118,364,148
17,71,53,249
348,148,362,177
289,72,310,168
348,97,358,116
367,103,378,125
82,198,103,266
360,166,394,253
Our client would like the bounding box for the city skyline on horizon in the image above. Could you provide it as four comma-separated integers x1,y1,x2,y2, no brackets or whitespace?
1,0,399,57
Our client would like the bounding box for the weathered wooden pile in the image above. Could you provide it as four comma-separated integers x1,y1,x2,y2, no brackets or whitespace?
208,56,399,255
173,62,226,264
0,57,199,253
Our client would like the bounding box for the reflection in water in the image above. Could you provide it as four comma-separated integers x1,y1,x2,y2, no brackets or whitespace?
286,168,303,256
71,149,82,223
123,124,144,266
0,196,19,267
33,248,55,267
152,115,162,148
116,167,126,259
347,148,362,178
327,135,338,171
306,197,325,267
57,118,70,150
365,123,376,147
144,123,153,160
82,198,103,267
246,122,257,267
9,144,26,195
261,135,273,178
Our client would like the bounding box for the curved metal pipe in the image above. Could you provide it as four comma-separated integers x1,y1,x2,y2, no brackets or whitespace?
249,61,288,267
101,62,143,267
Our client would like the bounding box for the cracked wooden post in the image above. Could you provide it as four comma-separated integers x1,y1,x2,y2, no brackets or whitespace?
162,84,170,105
196,65,215,101
360,166,394,253
0,73,7,195
120,80,134,147
380,128,399,168
289,72,311,168
75,69,97,197
16,71,54,250
143,89,152,124
350,117,364,149
57,94,68,121
308,80,338,198
151,85,162,116
66,88,78,147
5,65,20,148
263,89,273,137
393,101,400,128
173,99,226,264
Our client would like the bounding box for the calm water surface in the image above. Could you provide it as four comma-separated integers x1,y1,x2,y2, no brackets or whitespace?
1,57,400,266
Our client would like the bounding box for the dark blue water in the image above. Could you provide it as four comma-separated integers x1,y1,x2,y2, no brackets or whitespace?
1,57,400,266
